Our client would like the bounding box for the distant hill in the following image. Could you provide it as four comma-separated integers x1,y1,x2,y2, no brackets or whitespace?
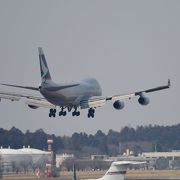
0,124,180,157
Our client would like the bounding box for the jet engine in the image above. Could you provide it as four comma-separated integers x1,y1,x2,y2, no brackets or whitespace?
28,105,39,109
113,100,125,110
138,96,150,105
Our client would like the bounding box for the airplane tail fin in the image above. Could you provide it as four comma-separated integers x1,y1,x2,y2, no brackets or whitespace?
100,161,146,180
38,47,52,82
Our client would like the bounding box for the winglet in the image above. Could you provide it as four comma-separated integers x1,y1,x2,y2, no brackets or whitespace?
0,83,39,91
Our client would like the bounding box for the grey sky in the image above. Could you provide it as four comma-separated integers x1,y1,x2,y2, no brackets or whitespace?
0,0,179,135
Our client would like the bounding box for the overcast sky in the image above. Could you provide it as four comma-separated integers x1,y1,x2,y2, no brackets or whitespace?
0,0,179,136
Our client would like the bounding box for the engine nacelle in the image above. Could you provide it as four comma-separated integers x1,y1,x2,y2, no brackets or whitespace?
113,100,125,110
138,96,150,105
28,105,39,109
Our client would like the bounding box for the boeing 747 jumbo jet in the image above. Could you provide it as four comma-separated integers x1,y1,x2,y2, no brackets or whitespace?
0,47,170,118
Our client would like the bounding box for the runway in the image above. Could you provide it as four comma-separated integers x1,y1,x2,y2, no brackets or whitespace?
126,177,180,179
59,170,180,180
1,170,180,180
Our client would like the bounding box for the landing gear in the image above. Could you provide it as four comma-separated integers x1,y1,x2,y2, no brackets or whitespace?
49,107,67,118
88,108,95,118
59,107,67,116
72,107,80,117
48,107,81,118
72,111,80,116
49,109,56,118
59,111,67,116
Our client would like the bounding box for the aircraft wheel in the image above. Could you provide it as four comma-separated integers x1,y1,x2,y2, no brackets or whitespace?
77,111,80,116
63,111,67,116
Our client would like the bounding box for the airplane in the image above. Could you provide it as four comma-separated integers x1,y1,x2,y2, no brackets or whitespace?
0,47,171,118
72,161,146,180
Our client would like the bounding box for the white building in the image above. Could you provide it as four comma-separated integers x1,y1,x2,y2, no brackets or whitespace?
142,151,180,160
142,151,180,169
0,147,50,173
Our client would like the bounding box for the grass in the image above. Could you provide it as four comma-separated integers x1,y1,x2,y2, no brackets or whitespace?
1,170,180,179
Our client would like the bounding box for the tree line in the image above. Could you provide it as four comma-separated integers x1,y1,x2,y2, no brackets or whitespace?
0,124,180,156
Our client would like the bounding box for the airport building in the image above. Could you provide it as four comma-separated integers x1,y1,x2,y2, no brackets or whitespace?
142,151,180,159
63,149,180,170
142,151,180,169
0,146,50,173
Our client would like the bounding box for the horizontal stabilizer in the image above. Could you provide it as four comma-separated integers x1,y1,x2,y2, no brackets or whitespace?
0,93,21,101
1,83,39,91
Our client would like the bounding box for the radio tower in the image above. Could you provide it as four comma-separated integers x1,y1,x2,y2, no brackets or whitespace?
46,137,53,177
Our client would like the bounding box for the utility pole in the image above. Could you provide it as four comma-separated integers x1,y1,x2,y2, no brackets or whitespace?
72,163,77,180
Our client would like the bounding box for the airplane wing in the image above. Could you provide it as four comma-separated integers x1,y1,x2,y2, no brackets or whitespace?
0,80,170,116
0,91,55,109
80,79,171,109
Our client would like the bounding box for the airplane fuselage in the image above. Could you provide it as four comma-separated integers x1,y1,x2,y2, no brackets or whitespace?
40,78,102,107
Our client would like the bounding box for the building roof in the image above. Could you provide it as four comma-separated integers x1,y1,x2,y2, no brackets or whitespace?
0,148,23,155
0,148,48,155
142,151,180,158
19,148,49,154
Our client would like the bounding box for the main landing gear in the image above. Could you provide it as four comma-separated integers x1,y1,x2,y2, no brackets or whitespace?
49,109,56,117
49,108,67,117
48,107,95,118
72,107,80,116
59,107,67,116
88,108,95,118
48,107,80,118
